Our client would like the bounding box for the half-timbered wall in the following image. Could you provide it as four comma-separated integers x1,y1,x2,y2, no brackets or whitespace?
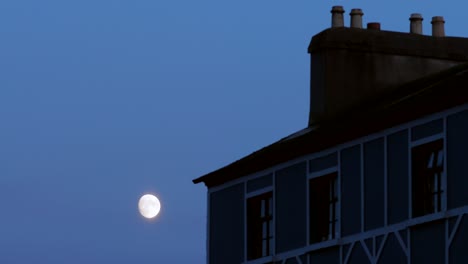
207,104,468,264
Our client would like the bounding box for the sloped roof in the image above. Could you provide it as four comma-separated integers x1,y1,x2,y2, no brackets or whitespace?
193,63,468,187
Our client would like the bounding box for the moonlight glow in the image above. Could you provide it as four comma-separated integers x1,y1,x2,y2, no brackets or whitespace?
138,194,161,219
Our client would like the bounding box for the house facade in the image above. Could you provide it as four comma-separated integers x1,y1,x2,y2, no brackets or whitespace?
193,7,468,264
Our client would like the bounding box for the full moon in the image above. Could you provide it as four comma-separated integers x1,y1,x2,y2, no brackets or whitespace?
138,194,161,219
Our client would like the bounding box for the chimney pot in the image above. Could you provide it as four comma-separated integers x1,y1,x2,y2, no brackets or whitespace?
331,6,345,28
367,22,381,30
409,13,423,34
350,8,364,29
431,16,445,37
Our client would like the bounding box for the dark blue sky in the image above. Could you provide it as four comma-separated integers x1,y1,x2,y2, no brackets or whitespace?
0,1,464,263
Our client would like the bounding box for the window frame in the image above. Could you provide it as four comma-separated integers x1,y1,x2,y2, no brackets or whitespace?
307,162,340,245
410,136,445,218
246,191,273,260
245,181,275,261
208,105,468,264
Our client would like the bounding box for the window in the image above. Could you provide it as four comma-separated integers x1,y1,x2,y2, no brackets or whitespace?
309,172,338,243
247,192,273,260
412,139,444,217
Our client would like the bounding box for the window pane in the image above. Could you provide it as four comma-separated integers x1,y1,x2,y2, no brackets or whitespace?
333,179,338,198
268,197,272,215
269,238,273,254
247,191,273,260
269,220,273,236
309,172,337,244
437,150,444,167
412,139,443,217
427,152,435,168
262,240,267,257
261,200,265,217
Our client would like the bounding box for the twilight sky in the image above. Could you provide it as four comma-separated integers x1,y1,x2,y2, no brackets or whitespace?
0,1,465,263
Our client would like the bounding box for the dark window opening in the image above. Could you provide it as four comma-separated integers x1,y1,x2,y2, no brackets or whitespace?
247,192,273,260
309,172,338,244
412,139,444,217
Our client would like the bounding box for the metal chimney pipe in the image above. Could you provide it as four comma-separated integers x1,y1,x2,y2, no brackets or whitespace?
350,8,364,29
331,6,345,28
431,16,445,37
409,13,423,34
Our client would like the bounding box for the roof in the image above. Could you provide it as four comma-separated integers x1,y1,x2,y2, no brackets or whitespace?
193,63,468,188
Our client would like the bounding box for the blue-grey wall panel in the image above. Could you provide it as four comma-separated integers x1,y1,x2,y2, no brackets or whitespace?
377,232,407,264
364,138,385,231
275,162,307,253
285,258,299,264
341,145,362,237
309,152,337,173
450,215,468,264
299,254,307,264
411,220,445,264
387,130,409,224
348,242,371,264
209,183,244,264
309,247,339,264
411,119,443,141
447,110,468,209
246,173,273,193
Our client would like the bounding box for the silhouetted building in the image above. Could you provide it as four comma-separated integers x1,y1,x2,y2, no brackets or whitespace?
193,6,468,264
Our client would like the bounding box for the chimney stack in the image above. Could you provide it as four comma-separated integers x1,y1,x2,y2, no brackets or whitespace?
432,16,445,37
307,7,468,125
331,6,345,28
350,9,364,29
410,13,423,34
367,22,381,30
